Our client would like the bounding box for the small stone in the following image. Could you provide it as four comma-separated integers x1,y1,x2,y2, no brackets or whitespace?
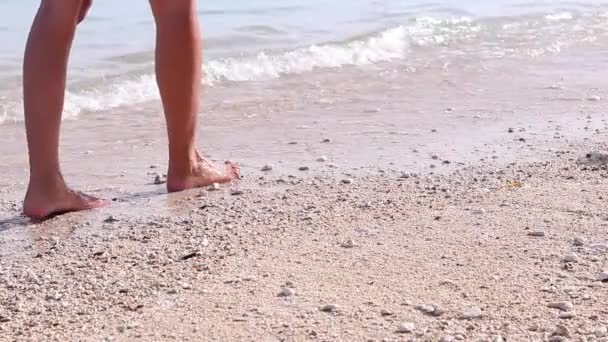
587,95,602,102
548,337,567,342
492,336,505,342
573,237,586,246
559,312,576,319
415,304,444,317
380,309,393,317
395,322,415,334
340,239,356,248
320,304,338,313
472,209,486,215
552,324,570,337
277,288,294,297
431,154,439,160
548,301,574,312
261,164,274,172
562,253,578,263
594,326,608,338
153,175,166,185
508,128,514,133
230,190,244,196
208,183,220,191
341,178,353,185
104,216,119,223
181,283,192,290
440,335,455,342
591,243,608,252
167,289,178,295
316,156,328,162
299,166,310,171
528,231,546,237
460,306,482,320
598,271,608,282
321,138,332,143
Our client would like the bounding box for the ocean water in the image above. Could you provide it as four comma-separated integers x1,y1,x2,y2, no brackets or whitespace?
1,0,608,124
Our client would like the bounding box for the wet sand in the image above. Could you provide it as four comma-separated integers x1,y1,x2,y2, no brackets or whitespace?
1,49,608,341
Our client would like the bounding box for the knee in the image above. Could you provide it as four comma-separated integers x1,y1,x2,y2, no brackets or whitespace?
39,0,90,26
149,0,196,20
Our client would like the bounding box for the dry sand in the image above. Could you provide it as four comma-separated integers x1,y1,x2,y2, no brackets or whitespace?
1,146,608,341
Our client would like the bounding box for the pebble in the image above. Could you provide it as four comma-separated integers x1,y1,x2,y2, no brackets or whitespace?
341,179,353,185
167,289,178,295
562,252,578,263
104,216,119,223
460,306,482,320
299,166,310,171
230,190,244,196
261,164,274,172
321,138,332,143
548,301,574,312
340,239,356,248
317,156,328,162
548,337,567,342
587,95,602,102
415,304,444,317
594,326,608,338
153,175,166,185
440,335,455,342
472,209,486,215
277,288,294,297
552,324,571,337
527,231,546,237
590,281,603,288
559,312,577,319
431,154,439,160
181,283,192,290
208,183,220,191
395,322,415,334
319,304,338,313
573,237,586,246
380,309,394,317
591,243,608,252
598,271,608,282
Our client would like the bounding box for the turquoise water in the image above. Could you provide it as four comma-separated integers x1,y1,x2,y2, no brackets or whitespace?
2,0,608,123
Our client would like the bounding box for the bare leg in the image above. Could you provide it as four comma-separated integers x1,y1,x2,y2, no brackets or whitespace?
149,0,240,192
22,0,107,220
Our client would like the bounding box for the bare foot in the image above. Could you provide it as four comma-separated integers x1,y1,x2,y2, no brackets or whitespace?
23,187,109,220
167,155,241,192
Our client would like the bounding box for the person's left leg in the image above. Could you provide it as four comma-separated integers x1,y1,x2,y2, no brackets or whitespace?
148,0,240,192
22,0,107,220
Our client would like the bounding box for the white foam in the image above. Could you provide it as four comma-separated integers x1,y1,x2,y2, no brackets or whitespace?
204,26,408,83
545,12,573,22
1,26,411,123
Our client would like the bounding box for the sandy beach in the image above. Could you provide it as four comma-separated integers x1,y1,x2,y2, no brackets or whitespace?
1,147,608,341
3,2,608,340
1,44,608,341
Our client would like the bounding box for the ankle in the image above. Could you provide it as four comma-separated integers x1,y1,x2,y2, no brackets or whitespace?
168,150,199,177
27,169,67,193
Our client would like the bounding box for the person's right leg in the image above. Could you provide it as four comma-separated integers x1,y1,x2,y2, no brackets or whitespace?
23,0,107,220
149,0,240,192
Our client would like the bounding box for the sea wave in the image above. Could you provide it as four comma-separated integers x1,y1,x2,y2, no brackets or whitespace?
1,11,607,124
